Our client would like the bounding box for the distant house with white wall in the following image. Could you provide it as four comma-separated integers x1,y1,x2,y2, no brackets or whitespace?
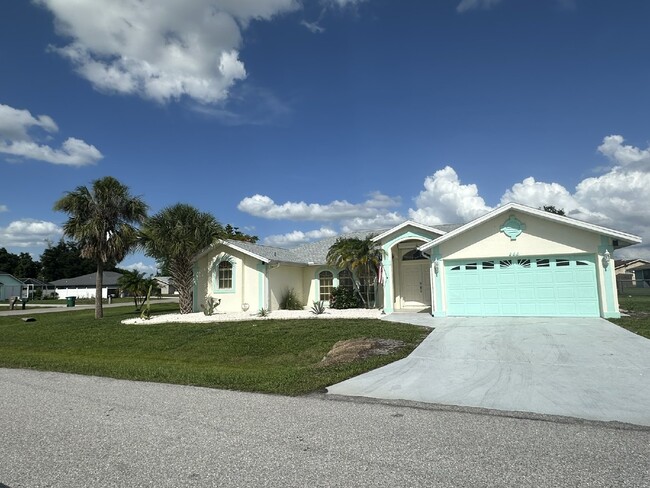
193,203,641,319
51,271,123,299
615,259,650,292
154,276,177,295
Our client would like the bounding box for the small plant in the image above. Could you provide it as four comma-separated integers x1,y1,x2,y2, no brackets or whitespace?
200,296,221,316
311,301,326,315
280,288,304,310
258,308,270,317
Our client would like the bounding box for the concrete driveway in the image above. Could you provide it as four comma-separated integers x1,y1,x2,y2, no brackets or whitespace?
327,316,650,426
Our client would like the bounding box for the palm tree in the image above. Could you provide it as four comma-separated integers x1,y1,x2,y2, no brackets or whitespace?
140,203,223,314
117,270,160,311
53,177,148,319
326,235,384,308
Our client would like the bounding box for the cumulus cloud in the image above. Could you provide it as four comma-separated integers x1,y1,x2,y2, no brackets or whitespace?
263,227,337,247
36,0,299,104
340,212,406,233
0,219,63,248
0,103,102,166
408,166,491,225
499,135,650,258
122,261,158,276
238,191,401,221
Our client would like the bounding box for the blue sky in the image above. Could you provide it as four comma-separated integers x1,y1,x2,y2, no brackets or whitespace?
1,0,649,274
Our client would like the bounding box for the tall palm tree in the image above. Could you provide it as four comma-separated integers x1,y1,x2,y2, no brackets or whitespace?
53,176,148,319
326,235,384,308
140,203,223,314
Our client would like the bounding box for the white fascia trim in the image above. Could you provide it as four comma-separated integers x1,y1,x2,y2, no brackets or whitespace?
221,242,271,263
371,220,448,242
419,202,642,252
192,240,271,264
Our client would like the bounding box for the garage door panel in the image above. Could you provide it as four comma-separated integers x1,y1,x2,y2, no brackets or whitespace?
445,254,599,317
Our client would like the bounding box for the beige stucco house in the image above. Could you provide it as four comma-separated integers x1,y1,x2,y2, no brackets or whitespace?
193,203,641,318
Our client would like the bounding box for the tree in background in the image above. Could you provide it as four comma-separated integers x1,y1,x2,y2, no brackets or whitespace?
542,205,566,216
39,240,100,282
326,235,384,308
140,203,223,314
0,248,40,278
0,248,20,275
224,224,258,243
54,176,148,319
117,270,160,311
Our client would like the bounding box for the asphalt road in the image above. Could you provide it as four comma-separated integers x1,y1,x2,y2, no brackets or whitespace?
1,369,649,488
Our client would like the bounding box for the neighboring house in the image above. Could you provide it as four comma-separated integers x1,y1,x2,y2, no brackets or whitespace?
193,203,641,319
0,273,27,300
51,271,123,299
20,277,56,298
615,259,650,292
154,276,177,295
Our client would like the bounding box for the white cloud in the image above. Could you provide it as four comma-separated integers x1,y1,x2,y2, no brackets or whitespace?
456,0,502,13
238,191,401,221
37,0,299,104
122,261,158,276
0,205,8,213
408,166,491,225
340,212,406,233
263,227,337,247
0,219,63,248
300,20,325,34
0,103,102,166
499,135,650,258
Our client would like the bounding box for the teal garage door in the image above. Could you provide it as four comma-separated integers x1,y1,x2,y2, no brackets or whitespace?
445,255,600,317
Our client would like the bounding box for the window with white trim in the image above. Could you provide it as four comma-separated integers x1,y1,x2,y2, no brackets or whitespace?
319,271,334,301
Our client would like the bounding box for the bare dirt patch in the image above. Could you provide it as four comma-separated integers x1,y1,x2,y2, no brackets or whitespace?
319,338,406,367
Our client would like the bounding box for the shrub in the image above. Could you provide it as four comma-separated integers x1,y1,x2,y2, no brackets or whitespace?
330,287,362,309
280,288,303,310
258,308,270,317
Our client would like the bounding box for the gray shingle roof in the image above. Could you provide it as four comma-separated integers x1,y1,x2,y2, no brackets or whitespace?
51,271,123,287
204,223,465,266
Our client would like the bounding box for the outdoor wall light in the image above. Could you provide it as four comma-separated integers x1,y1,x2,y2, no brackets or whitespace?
433,258,440,275
602,249,611,269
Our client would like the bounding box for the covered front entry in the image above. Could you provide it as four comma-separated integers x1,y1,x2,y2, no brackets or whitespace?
444,254,600,317
394,242,431,311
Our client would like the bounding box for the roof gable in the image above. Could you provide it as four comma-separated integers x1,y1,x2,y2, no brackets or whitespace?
371,220,457,243
419,202,642,252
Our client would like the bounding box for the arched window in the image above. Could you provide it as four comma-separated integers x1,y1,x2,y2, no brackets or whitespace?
319,271,334,301
218,261,233,289
338,269,354,291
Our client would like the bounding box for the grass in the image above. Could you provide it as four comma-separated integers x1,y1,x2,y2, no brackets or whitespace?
610,295,650,339
0,304,430,395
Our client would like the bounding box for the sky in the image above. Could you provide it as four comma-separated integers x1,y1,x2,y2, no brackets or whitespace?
1,0,649,275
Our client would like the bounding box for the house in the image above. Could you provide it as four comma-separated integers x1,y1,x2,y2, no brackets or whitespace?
50,271,123,299
0,273,27,300
20,277,56,299
154,276,177,295
193,203,641,319
615,259,650,293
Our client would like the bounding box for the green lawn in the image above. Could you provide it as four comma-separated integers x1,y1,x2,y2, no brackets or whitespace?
0,303,430,395
610,295,650,340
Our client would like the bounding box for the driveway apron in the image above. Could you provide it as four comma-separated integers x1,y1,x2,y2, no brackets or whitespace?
327,316,650,426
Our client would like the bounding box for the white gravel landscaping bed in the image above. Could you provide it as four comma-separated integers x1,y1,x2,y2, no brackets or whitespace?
122,308,383,325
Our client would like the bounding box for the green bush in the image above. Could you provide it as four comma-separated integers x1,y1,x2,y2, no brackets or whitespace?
330,287,361,309
280,288,304,310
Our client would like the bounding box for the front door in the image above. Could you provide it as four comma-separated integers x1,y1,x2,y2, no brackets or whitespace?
400,262,431,309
